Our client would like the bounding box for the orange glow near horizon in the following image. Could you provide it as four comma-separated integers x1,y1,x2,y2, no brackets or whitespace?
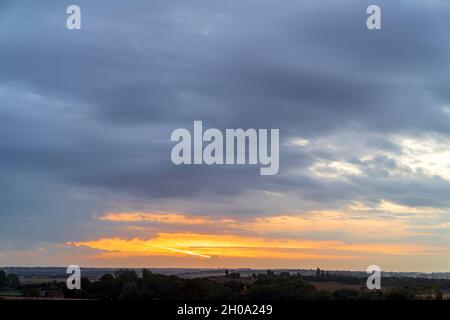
58,205,449,269
67,232,430,261
97,207,433,240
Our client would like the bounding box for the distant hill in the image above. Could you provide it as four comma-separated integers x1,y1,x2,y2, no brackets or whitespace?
2,267,450,280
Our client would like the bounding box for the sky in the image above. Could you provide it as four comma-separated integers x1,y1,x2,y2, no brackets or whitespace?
1,0,450,272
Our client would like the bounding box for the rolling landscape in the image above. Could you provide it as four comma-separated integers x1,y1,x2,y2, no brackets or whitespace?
1,267,449,300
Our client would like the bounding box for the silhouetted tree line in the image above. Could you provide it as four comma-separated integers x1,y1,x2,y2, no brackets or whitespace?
307,268,364,284
4,268,448,300
306,268,450,298
62,269,243,300
0,270,20,290
58,269,449,301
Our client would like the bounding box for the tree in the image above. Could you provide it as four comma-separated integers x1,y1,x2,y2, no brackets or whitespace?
0,270,6,289
93,274,116,300
229,272,240,280
99,273,114,283
435,290,443,301
142,269,152,281
6,273,20,289
140,270,183,300
247,273,318,300
316,268,321,279
114,269,138,286
118,283,138,301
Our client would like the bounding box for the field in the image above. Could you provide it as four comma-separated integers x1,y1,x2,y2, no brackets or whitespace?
18,276,67,285
308,281,363,291
0,290,22,297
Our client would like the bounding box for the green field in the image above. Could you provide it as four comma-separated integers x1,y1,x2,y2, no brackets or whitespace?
0,290,22,297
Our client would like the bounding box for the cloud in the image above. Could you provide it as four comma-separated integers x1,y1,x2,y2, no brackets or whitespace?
95,204,448,243
68,232,432,260
100,212,226,225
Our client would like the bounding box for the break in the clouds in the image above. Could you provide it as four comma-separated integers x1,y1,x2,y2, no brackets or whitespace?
0,0,450,271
